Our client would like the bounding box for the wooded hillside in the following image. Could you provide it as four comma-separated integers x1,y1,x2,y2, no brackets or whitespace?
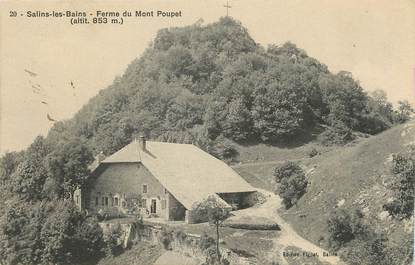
45,17,406,157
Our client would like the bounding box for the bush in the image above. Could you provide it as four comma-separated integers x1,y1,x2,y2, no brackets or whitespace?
308,147,319,158
383,146,414,219
319,123,355,146
159,227,173,250
173,229,187,243
339,235,390,265
273,162,308,209
201,246,230,265
327,209,367,250
199,232,216,251
104,223,123,256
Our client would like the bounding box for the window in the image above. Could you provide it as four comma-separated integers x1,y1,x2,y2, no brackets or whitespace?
164,188,168,194
142,198,147,208
161,199,166,210
142,184,148,194
114,197,119,206
76,195,79,205
105,197,108,206
101,197,105,206
95,197,99,206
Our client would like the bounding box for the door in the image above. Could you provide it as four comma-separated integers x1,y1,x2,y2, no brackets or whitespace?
150,199,157,214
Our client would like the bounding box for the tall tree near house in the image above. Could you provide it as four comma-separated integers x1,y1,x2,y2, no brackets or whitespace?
191,195,230,263
209,205,230,262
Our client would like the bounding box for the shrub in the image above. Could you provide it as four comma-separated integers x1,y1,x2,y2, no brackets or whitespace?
173,229,187,243
339,235,390,265
308,147,319,157
159,227,173,250
199,232,216,251
273,162,308,208
319,123,355,146
327,209,367,250
383,146,414,219
104,223,123,256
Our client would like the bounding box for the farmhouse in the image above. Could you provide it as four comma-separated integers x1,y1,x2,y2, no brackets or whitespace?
74,137,257,223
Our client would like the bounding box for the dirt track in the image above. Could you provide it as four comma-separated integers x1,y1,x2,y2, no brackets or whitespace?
231,189,345,265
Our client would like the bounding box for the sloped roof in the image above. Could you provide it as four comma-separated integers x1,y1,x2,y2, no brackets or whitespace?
100,140,256,209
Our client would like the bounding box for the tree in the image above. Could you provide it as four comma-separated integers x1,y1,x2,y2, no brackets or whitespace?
0,200,104,265
166,90,205,130
0,151,24,186
360,90,395,134
273,162,308,208
319,72,368,130
395,100,414,123
46,137,93,199
12,160,49,201
39,201,104,264
252,81,307,141
190,195,231,262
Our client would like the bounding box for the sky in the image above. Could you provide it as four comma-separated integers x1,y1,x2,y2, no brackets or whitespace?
1,0,414,154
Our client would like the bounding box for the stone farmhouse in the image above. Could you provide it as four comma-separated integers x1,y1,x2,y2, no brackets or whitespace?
74,137,257,223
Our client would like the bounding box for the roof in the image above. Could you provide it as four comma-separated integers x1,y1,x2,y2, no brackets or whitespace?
99,140,256,209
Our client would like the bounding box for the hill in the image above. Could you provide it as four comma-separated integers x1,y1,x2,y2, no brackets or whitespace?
0,17,411,265
283,119,414,246
235,120,414,264
44,17,400,160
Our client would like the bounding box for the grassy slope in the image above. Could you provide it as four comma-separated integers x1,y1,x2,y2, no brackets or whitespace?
235,120,414,247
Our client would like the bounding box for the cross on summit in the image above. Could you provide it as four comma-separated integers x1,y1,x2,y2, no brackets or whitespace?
224,0,232,16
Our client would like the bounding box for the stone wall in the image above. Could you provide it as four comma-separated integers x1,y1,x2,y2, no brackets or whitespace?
99,221,248,265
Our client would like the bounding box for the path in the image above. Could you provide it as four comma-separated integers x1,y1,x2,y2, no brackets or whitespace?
231,189,344,265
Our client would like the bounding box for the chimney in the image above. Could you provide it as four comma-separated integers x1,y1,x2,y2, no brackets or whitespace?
138,136,146,150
